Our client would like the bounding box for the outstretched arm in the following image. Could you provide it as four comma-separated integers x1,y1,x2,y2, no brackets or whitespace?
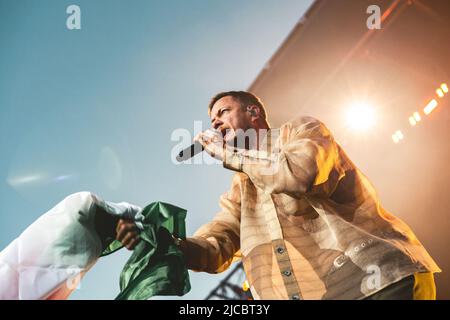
177,174,242,274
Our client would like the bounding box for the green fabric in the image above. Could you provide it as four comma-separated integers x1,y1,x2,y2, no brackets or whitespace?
100,201,191,300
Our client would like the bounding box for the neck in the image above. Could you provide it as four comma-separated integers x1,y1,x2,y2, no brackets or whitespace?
253,121,270,151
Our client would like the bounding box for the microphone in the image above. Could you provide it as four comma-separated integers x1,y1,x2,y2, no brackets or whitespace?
176,129,223,162
176,141,204,162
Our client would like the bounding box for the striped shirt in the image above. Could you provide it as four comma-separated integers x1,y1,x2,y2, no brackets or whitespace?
185,116,440,300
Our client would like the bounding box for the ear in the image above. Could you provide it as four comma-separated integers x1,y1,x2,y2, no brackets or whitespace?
246,105,260,120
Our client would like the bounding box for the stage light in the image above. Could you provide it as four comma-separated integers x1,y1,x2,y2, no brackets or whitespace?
391,130,404,143
409,111,422,126
392,134,399,143
344,102,376,131
424,99,438,115
392,83,446,144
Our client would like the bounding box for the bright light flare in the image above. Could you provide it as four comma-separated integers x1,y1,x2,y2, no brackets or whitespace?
409,111,421,126
54,174,76,182
344,102,376,131
436,88,444,98
441,83,448,93
392,134,399,143
424,99,438,115
392,130,404,144
6,173,47,187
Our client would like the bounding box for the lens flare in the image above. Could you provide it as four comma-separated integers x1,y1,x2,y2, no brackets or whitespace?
344,102,376,131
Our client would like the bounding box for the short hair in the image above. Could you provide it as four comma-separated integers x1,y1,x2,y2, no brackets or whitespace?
208,91,267,120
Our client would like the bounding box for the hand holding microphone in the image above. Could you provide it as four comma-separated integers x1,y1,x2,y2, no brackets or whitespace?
176,129,225,162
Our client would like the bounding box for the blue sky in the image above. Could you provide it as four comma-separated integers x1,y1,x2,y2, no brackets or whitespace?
0,0,313,299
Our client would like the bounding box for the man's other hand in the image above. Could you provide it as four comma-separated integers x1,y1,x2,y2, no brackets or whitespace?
116,219,141,250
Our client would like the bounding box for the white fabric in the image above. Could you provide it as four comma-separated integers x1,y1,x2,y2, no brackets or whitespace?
0,192,141,300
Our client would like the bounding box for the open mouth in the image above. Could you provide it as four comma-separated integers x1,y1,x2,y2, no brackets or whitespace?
221,128,235,142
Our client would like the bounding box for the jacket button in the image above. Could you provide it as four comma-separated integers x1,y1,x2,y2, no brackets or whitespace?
283,270,292,277
276,246,285,254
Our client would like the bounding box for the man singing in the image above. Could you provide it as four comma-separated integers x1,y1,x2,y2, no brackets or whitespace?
119,91,441,300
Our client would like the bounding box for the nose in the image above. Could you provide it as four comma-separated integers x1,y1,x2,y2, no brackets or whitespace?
212,118,223,130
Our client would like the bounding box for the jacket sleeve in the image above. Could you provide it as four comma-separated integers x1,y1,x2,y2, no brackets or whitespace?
223,117,344,199
183,174,242,274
